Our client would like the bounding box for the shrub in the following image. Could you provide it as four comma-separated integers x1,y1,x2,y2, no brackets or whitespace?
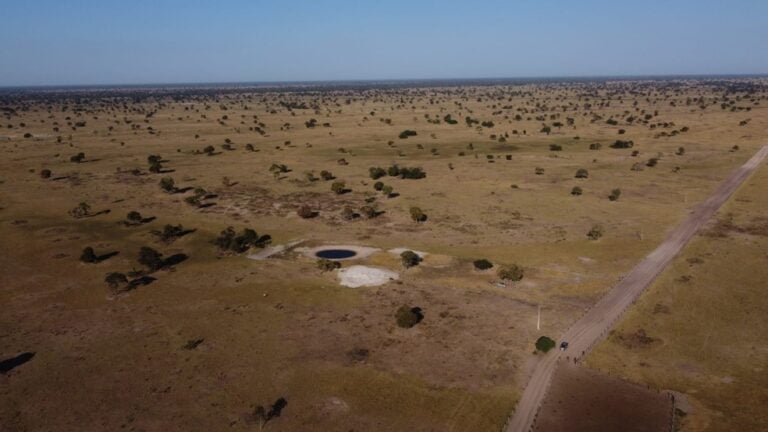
589,143,602,150
359,205,377,219
400,250,421,268
646,158,658,167
213,227,271,253
331,181,346,194
676,147,685,156
549,144,563,151
70,152,85,163
535,336,556,353
399,166,426,179
395,305,424,328
317,258,341,272
40,169,52,179
409,206,426,222
369,167,386,180
535,167,545,175
80,247,97,263
245,143,255,152
373,181,384,191
497,264,524,281
609,188,622,201
340,207,356,221
138,246,164,271
159,177,176,193
587,225,604,240
473,259,493,270
387,165,401,177
104,272,129,290
297,206,314,219
126,211,143,224
153,224,187,243
575,168,589,179
320,170,334,181
610,140,634,149
69,202,91,219
381,185,393,197
398,130,417,139
571,186,583,196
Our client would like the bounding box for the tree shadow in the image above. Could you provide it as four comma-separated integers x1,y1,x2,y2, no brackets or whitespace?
158,168,176,174
51,176,71,181
0,352,35,374
198,202,216,209
87,209,111,217
174,187,193,194
163,253,188,267
129,275,156,287
268,398,288,419
96,251,119,262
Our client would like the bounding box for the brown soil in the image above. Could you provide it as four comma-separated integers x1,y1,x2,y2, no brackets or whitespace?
533,363,672,432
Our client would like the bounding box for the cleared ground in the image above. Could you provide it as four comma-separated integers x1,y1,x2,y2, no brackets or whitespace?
533,363,672,432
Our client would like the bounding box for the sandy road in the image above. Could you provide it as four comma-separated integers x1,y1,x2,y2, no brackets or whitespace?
505,146,768,432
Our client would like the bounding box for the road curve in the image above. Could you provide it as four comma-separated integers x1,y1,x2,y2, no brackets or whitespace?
505,145,768,432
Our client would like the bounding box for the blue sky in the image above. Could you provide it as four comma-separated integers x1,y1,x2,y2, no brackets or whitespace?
1,0,766,86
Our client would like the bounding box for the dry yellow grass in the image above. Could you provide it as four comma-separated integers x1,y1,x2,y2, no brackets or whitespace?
1,79,767,430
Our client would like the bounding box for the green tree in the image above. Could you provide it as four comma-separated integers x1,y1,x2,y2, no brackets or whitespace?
400,250,421,268
498,264,524,281
535,336,556,353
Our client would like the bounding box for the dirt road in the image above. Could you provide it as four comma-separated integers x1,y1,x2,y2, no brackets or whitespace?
505,146,768,432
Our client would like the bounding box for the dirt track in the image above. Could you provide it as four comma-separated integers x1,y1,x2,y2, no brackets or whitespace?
505,145,768,432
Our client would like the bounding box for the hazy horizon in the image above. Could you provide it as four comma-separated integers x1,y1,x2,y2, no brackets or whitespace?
1,0,767,87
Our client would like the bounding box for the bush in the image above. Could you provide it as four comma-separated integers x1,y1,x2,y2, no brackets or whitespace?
535,336,556,353
317,258,341,272
331,181,346,194
395,305,424,328
320,170,334,181
610,140,634,149
104,272,129,290
153,224,187,243
80,247,97,263
373,181,384,191
126,211,143,223
409,206,426,222
159,177,176,193
473,259,493,270
646,158,659,167
549,144,563,151
297,206,314,219
587,225,604,240
571,186,583,196
381,185,393,197
497,264,524,281
535,167,545,175
589,143,602,150
369,167,386,180
609,188,622,201
213,227,271,253
575,168,589,179
340,207,356,221
398,130,417,139
69,202,91,219
400,250,421,268
138,246,164,271
359,205,377,219
387,165,401,177
70,152,85,163
40,169,52,179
